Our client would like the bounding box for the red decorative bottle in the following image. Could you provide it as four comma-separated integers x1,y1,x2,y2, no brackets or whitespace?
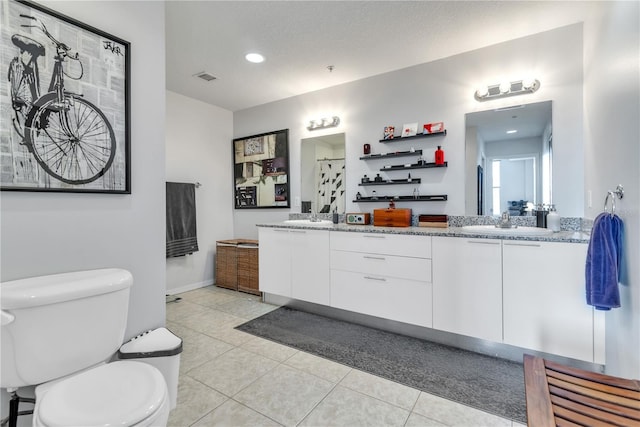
435,146,445,165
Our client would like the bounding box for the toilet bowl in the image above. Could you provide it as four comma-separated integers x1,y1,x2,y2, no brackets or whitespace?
0,269,173,427
32,361,170,427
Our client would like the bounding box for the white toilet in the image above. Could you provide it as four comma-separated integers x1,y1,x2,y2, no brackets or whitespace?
1,269,171,426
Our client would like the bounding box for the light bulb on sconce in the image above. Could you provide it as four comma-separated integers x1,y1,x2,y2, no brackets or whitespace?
499,82,511,94
475,86,489,98
522,77,535,89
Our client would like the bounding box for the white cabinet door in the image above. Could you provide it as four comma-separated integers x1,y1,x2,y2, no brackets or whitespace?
290,229,330,305
503,241,599,362
432,237,503,342
258,228,292,297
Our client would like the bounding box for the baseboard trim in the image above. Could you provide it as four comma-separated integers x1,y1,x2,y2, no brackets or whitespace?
166,279,213,295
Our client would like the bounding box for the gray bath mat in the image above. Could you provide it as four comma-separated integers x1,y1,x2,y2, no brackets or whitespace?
236,306,526,424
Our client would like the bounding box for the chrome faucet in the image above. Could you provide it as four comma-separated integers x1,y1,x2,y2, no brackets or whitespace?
309,212,320,222
496,211,515,228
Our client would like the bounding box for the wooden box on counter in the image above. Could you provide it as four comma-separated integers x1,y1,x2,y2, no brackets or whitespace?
373,208,412,227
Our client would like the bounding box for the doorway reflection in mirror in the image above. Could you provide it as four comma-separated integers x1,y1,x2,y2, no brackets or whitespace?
301,133,346,214
465,101,552,216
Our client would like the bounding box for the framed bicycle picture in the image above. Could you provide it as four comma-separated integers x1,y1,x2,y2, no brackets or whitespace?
1,0,131,193
233,129,290,209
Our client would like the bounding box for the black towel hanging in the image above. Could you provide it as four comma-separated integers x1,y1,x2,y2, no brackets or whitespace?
166,182,199,258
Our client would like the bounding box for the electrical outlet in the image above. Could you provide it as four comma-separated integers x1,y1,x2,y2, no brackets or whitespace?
294,196,301,207
587,190,592,208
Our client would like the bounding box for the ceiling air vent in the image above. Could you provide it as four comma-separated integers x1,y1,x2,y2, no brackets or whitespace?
193,71,217,82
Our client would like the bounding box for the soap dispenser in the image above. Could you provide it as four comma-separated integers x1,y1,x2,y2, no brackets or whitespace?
547,204,560,232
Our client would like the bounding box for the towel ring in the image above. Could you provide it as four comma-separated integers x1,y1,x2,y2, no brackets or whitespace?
604,184,624,215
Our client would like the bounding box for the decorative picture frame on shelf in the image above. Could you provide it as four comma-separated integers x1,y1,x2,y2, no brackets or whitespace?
233,129,290,209
401,123,418,137
423,121,444,134
383,126,395,140
1,0,131,194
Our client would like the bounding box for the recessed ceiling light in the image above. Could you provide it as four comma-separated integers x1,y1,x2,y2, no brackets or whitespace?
245,53,265,63
506,130,518,134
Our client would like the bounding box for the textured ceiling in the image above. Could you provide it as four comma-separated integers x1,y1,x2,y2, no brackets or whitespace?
166,1,593,112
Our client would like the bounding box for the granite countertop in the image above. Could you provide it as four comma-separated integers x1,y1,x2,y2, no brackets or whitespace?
256,222,590,243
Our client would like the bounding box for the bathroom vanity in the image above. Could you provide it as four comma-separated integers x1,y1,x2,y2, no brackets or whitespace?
257,222,604,365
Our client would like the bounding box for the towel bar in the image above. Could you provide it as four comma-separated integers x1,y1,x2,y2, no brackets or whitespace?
604,184,624,215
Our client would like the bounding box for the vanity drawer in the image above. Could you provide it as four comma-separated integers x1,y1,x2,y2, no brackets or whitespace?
330,270,432,328
330,250,431,283
330,232,431,258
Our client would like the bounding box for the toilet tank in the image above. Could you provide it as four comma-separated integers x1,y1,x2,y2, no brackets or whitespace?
1,268,133,388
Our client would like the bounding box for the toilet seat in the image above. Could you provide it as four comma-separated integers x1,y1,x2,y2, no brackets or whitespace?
34,361,168,427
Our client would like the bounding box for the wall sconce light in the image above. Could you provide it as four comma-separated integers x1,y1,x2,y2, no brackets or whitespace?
307,116,340,131
474,79,540,102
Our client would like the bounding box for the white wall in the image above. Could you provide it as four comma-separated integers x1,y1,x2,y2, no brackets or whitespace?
165,91,234,294
0,0,166,420
233,24,584,238
583,1,640,378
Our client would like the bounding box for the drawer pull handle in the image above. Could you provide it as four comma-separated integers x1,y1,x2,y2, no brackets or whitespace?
363,256,386,260
467,240,500,245
504,242,541,247
364,276,386,281
290,230,307,234
363,235,386,239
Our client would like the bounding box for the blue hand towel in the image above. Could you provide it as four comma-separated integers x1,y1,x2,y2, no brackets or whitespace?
585,212,624,310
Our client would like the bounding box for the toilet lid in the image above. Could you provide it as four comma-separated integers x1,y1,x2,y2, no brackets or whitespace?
38,361,167,427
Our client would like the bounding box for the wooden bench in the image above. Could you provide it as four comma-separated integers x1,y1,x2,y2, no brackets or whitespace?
523,354,640,426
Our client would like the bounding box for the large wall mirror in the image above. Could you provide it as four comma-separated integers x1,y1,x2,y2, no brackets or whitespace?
300,133,346,214
465,101,552,216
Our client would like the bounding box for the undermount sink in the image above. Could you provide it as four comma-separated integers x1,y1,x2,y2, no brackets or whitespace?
460,224,554,236
283,219,334,226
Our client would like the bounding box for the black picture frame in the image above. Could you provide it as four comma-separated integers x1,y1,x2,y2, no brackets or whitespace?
1,0,131,194
233,129,290,209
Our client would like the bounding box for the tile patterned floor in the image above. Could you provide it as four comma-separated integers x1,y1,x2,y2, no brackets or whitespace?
167,286,526,427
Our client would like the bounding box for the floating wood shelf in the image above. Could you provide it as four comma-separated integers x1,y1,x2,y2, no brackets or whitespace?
354,195,448,202
359,179,422,186
379,130,447,143
360,150,422,160
381,162,448,171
